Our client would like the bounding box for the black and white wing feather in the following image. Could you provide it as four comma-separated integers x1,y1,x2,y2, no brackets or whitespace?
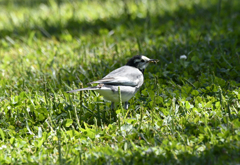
89,66,143,87
67,65,144,93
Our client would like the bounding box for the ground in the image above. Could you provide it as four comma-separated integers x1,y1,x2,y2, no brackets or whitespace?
0,0,240,164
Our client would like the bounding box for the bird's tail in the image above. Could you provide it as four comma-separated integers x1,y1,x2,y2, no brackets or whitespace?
66,87,97,93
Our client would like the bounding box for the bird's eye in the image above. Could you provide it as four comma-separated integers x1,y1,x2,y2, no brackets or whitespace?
141,59,145,62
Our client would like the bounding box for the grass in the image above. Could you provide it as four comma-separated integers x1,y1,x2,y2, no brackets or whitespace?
0,0,240,164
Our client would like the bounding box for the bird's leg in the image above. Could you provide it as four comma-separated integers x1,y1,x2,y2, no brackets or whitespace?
111,102,115,110
124,102,129,110
111,102,117,121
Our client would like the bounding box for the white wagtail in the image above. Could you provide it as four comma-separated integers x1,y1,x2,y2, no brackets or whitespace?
67,55,158,109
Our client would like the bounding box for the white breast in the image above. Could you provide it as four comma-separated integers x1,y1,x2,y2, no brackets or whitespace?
96,85,139,102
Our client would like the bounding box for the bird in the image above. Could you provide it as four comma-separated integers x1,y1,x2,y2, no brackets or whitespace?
67,55,158,110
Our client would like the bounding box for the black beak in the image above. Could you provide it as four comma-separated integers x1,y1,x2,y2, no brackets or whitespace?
148,59,159,64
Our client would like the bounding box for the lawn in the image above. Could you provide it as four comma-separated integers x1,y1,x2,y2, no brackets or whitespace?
0,0,240,164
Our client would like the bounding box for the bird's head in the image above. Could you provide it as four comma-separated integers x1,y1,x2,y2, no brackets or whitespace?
126,55,158,73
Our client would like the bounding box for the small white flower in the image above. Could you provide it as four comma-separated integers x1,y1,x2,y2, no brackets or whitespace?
95,134,100,139
0,145,7,150
180,55,187,59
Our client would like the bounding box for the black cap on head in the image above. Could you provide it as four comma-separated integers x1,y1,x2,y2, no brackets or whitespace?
125,55,158,73
126,55,142,67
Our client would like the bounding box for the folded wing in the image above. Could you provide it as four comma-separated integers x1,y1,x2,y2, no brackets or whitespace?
89,66,143,87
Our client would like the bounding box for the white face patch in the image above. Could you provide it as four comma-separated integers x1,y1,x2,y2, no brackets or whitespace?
141,55,151,61
134,55,150,63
